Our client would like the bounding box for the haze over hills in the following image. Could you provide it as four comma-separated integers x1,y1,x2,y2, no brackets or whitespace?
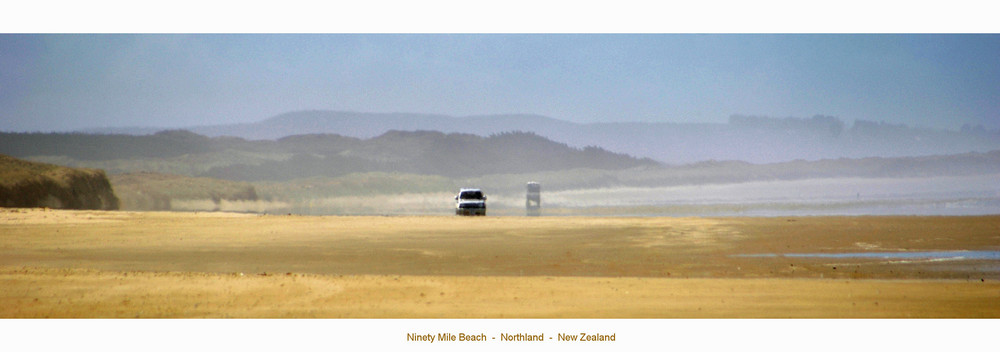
1,130,656,181
4,126,1000,215
84,111,1000,164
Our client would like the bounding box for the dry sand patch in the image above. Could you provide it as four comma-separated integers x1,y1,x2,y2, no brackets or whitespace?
3,266,998,318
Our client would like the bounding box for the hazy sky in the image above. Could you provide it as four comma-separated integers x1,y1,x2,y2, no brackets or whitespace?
2,34,999,132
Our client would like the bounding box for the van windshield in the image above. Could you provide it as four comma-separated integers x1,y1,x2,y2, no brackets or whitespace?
459,191,484,200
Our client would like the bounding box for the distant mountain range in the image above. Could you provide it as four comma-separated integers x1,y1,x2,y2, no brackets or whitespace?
84,110,1000,164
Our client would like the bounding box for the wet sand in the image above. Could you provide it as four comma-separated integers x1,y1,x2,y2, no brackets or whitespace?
1,209,998,318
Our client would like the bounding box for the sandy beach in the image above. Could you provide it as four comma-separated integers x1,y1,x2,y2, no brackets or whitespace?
2,209,998,318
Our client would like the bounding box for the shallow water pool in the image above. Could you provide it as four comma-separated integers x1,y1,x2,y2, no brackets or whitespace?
737,250,1000,260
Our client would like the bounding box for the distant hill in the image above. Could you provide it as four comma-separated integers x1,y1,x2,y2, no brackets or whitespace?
0,130,213,160
84,110,1000,164
0,130,657,182
202,130,658,181
0,154,119,210
198,111,576,141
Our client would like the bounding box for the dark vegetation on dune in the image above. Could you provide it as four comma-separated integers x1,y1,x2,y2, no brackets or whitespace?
0,154,119,210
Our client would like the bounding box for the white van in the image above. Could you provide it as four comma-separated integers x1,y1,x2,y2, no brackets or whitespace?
455,188,487,216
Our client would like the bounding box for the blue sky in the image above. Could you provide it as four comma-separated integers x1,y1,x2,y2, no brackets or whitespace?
2,34,999,132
